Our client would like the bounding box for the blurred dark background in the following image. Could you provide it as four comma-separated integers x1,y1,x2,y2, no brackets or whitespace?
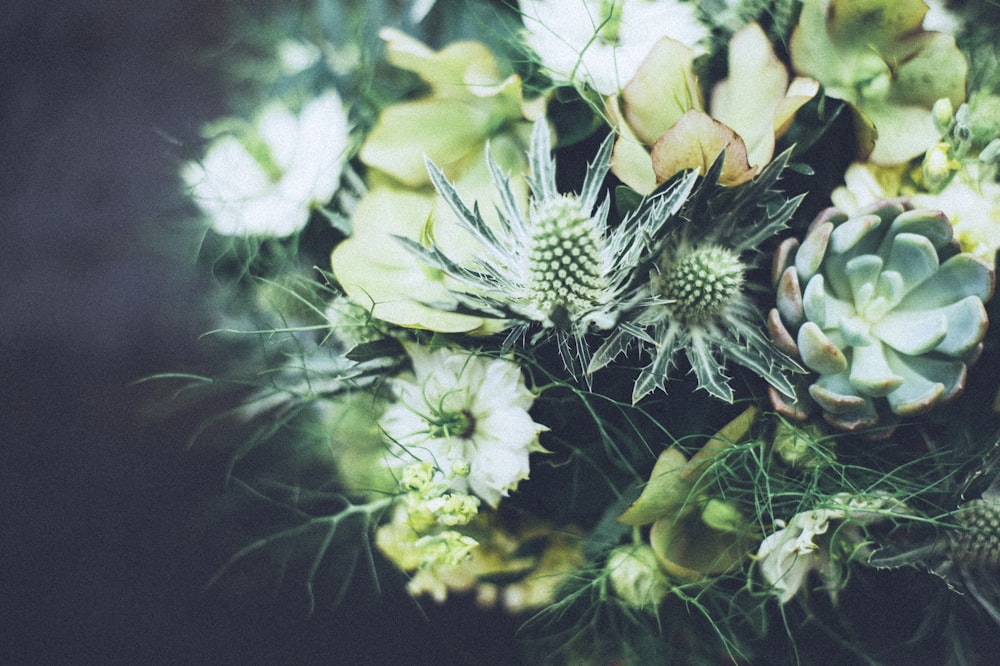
0,2,520,663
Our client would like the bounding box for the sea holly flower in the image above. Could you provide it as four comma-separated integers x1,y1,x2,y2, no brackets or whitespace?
182,90,350,237
590,152,803,404
769,200,994,434
869,465,1000,627
331,29,544,333
398,119,700,374
518,0,709,96
789,0,968,166
379,343,548,508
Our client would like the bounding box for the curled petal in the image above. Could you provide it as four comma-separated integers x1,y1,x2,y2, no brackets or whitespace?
650,110,757,186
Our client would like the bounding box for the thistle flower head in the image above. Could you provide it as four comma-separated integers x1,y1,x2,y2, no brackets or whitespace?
398,119,700,374
951,499,1000,568
523,195,608,319
590,152,804,403
653,245,746,324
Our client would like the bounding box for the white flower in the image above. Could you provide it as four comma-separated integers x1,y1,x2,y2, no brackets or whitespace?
756,507,842,604
922,0,963,35
757,494,900,603
912,164,1000,267
276,40,322,75
519,0,709,95
182,91,350,237
380,343,548,507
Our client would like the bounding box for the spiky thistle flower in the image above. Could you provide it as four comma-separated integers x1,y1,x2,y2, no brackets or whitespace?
396,119,699,374
589,152,804,403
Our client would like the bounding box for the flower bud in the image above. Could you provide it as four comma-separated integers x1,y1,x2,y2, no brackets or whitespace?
401,461,439,495
772,421,829,468
700,498,745,534
932,97,954,134
980,139,1000,166
922,142,957,190
606,544,670,611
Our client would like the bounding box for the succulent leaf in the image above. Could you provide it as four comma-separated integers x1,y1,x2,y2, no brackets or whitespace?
771,201,993,435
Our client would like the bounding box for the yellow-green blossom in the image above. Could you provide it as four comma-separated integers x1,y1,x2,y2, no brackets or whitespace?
789,0,967,165
331,29,545,332
609,22,816,193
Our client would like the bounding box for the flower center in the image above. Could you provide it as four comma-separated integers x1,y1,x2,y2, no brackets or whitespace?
525,196,607,323
427,408,476,440
656,246,745,323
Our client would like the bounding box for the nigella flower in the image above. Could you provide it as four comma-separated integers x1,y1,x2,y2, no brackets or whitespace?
182,91,350,237
379,343,549,508
397,119,699,374
589,153,803,403
518,0,709,95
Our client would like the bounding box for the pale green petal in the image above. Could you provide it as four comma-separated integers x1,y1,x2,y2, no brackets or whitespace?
360,99,494,187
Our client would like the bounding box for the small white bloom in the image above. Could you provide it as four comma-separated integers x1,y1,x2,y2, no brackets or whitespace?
519,0,709,95
183,91,350,237
922,0,963,34
756,507,842,604
276,40,322,75
380,343,548,507
757,494,900,603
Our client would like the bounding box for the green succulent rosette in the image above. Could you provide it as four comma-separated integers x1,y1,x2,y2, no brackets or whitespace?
769,199,994,434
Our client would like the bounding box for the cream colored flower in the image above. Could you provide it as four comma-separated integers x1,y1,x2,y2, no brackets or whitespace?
183,91,350,237
831,161,1000,266
330,29,541,333
757,494,900,603
756,507,842,604
519,0,708,95
380,344,548,507
912,165,1000,266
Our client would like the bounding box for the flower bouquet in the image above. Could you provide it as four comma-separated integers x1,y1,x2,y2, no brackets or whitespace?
170,0,1000,662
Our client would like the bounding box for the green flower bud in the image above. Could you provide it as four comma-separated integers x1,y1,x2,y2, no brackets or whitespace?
415,531,479,567
922,142,957,190
401,461,439,494
932,97,954,134
980,139,1000,166
772,421,830,469
427,493,481,527
700,498,746,534
606,544,670,611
